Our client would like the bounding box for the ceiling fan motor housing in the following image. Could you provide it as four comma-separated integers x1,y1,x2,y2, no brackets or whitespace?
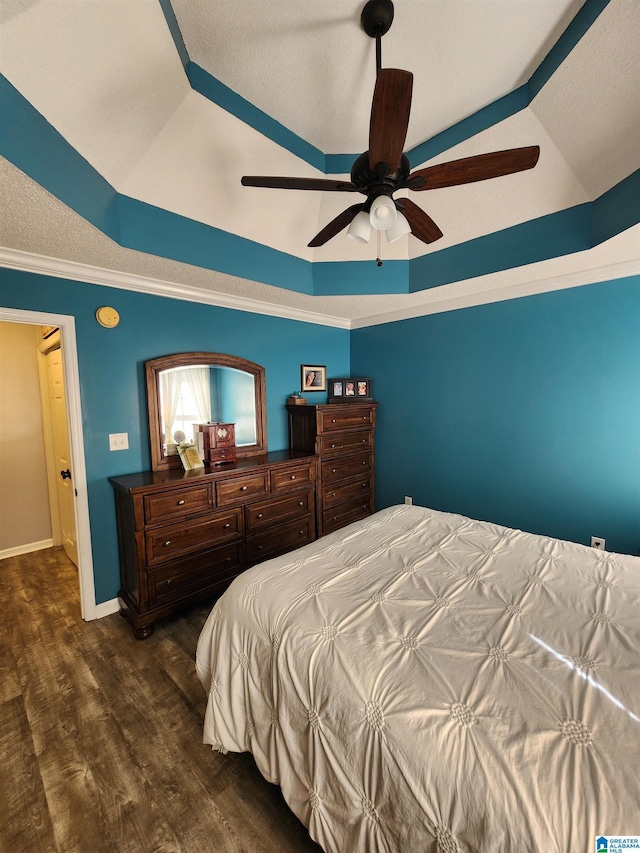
350,151,410,199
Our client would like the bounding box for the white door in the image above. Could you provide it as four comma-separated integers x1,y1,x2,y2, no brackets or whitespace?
47,346,78,566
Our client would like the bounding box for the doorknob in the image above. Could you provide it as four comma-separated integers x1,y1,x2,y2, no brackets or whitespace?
60,469,72,480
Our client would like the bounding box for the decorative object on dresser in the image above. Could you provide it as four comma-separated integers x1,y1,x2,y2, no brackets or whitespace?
194,422,237,465
177,441,204,471
287,402,377,536
329,377,372,401
110,451,316,639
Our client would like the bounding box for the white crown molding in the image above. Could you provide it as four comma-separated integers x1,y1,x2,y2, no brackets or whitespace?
1,247,639,330
350,258,640,328
0,247,352,329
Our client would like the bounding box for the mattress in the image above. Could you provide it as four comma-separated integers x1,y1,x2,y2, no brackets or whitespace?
196,504,640,853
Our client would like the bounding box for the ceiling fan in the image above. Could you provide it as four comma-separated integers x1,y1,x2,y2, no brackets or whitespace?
241,0,540,249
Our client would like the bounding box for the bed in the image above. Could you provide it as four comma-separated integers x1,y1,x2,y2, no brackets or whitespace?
196,504,640,852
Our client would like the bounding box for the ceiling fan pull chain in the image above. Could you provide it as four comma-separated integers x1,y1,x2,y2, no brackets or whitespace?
376,229,383,267
376,32,382,74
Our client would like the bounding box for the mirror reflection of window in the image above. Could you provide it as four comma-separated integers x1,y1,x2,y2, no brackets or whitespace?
159,365,256,450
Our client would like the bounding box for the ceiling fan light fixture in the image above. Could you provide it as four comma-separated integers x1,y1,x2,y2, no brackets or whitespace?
385,210,411,243
369,195,397,230
347,210,372,243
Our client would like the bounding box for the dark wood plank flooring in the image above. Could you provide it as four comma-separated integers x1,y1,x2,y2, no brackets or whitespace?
0,548,323,853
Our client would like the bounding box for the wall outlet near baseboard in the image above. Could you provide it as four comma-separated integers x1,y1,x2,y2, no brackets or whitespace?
404,496,413,505
591,536,605,551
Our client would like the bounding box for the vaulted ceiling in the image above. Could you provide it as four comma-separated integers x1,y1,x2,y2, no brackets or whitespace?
0,0,638,326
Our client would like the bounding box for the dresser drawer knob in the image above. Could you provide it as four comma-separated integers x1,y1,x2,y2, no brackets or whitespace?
299,501,304,506
331,419,336,423
361,439,366,443
225,557,232,563
257,513,263,519
241,485,248,491
330,443,336,448
290,474,296,480
164,540,171,547
332,468,337,473
166,578,172,585
177,499,185,506
362,460,367,465
223,523,231,529
362,482,367,487
298,529,304,535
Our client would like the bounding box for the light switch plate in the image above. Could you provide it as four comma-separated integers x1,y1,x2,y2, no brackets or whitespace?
109,432,129,451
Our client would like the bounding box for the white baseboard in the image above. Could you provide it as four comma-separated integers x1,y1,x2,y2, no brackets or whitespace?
0,539,54,560
94,598,121,619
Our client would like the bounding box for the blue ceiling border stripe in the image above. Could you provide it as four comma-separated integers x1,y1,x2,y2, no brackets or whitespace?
528,0,612,99
0,73,120,241
187,62,327,172
591,170,640,246
117,195,314,295
409,206,593,292
158,0,189,70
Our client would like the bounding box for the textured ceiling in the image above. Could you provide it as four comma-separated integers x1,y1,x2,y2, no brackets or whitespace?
173,0,582,154
0,0,639,324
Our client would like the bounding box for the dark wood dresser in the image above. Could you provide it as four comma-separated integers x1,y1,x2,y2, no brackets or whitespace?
110,450,316,638
287,403,377,536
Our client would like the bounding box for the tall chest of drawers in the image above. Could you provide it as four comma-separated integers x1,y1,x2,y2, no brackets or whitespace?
110,450,316,638
287,402,377,536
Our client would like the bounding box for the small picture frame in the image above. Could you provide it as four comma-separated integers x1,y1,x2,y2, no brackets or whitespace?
177,442,205,471
329,377,372,402
301,364,327,392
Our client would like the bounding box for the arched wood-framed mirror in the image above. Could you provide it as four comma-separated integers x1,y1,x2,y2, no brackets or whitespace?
146,352,267,472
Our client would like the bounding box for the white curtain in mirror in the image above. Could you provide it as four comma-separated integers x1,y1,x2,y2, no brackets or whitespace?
183,367,211,427
160,370,182,443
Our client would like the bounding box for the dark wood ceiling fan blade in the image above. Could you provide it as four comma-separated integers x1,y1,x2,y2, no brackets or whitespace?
368,68,413,176
399,198,443,244
241,176,357,192
408,146,540,190
308,204,365,247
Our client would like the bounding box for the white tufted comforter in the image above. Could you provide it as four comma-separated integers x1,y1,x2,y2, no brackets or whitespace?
196,505,640,853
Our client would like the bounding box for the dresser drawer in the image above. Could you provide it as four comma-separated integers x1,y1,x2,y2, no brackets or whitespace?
245,491,312,532
143,484,212,525
323,476,371,509
322,497,373,535
247,518,314,564
148,542,243,606
146,508,242,565
321,451,371,484
270,461,315,492
319,430,372,457
319,408,375,433
216,472,268,505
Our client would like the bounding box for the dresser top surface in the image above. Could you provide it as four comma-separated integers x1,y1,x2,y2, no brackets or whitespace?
109,449,316,493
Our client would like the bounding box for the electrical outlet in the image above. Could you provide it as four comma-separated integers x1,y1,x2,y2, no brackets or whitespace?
109,432,129,451
404,496,413,505
591,536,605,551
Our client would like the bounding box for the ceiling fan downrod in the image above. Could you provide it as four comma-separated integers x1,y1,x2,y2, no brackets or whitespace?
361,0,394,74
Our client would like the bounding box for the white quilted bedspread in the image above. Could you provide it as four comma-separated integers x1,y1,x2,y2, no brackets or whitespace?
196,505,640,853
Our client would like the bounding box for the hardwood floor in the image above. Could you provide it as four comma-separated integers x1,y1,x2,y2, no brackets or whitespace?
0,548,323,853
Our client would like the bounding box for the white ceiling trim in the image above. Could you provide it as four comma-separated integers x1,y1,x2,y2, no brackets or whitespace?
0,247,350,329
350,258,640,328
2,246,638,332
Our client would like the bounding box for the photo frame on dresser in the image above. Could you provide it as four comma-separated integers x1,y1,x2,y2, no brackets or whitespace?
329,377,372,401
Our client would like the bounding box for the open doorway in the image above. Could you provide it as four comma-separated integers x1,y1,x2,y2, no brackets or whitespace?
0,307,96,619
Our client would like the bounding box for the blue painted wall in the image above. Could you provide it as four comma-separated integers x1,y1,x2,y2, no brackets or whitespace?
0,268,350,602
351,276,640,556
